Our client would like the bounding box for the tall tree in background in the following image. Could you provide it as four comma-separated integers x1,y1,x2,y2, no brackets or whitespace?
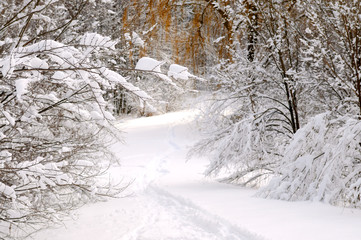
309,0,361,115
121,0,242,73
258,0,361,207
191,0,361,205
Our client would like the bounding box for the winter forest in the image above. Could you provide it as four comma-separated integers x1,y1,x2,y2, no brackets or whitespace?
1,0,361,239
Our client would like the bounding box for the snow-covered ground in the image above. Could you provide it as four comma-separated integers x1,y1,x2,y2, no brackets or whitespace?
30,110,361,240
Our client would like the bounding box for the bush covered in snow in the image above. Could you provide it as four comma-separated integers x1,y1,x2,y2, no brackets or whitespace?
0,0,200,237
0,1,148,237
190,112,281,186
0,34,135,238
189,0,361,209
189,58,291,186
258,112,361,208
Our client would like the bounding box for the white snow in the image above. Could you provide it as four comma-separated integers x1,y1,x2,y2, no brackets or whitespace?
168,64,193,80
142,24,158,35
29,57,48,69
125,32,145,47
29,110,361,240
135,57,180,89
78,32,116,50
131,32,145,48
73,160,94,167
52,71,67,80
90,110,104,120
0,54,15,77
2,110,15,126
213,36,225,43
135,57,164,73
15,78,29,100
0,182,16,199
101,68,153,100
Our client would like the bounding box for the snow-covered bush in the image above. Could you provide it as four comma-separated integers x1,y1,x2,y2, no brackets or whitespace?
189,0,360,196
191,113,285,186
0,30,149,238
0,1,162,237
258,112,361,208
189,57,293,186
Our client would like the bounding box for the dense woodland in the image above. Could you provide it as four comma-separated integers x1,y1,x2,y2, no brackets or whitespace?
0,0,361,238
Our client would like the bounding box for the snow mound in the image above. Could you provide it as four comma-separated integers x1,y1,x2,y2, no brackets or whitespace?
135,57,164,72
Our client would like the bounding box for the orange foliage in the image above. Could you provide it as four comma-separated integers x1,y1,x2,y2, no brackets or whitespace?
122,0,237,73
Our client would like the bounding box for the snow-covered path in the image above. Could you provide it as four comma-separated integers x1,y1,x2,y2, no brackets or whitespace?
108,111,262,240
30,111,361,240
120,185,260,240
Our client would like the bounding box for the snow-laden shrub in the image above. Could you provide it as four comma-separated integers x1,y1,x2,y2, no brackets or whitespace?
189,53,297,186
258,112,361,208
190,91,291,186
0,34,146,238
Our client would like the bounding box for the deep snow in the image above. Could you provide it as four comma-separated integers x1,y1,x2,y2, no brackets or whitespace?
30,110,361,240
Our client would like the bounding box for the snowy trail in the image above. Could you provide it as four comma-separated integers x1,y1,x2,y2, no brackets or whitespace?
30,110,361,240
121,186,260,240
30,111,262,240
114,111,263,240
